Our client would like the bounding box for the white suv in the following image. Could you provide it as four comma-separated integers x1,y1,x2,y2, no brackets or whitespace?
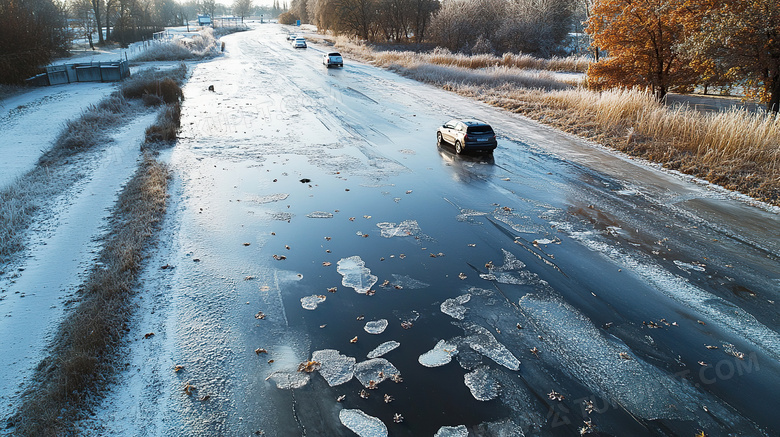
323,52,343,68
292,37,307,48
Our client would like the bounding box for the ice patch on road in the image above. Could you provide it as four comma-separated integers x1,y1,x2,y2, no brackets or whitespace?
389,274,429,289
569,231,780,361
441,294,471,320
456,208,488,225
464,366,500,401
354,358,399,387
367,341,400,358
312,349,355,387
673,260,706,272
266,370,310,389
337,256,378,294
520,293,699,421
248,193,289,204
306,211,334,218
300,294,326,310
376,220,429,240
460,323,520,371
479,249,536,286
418,339,458,367
364,319,388,334
339,409,388,437
434,425,469,437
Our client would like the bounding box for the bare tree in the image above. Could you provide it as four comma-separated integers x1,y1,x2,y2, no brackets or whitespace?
91,0,104,43
233,0,252,20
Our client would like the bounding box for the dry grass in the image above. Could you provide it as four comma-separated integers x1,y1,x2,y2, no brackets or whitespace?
325,36,780,205
37,66,186,165
132,28,224,62
143,101,182,147
326,36,590,73
10,155,170,436
3,66,184,435
469,85,780,204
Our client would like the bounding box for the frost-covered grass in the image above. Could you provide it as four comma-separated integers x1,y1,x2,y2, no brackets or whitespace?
327,36,590,73
4,65,184,435
38,65,186,165
132,28,223,61
323,35,780,206
11,155,169,436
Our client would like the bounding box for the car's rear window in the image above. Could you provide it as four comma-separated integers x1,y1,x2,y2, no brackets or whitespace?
467,125,493,134
329,53,342,57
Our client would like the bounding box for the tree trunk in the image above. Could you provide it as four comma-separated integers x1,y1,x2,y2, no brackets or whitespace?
769,72,780,114
92,0,104,44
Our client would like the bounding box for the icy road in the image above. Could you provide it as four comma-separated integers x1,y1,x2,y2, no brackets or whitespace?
87,24,779,436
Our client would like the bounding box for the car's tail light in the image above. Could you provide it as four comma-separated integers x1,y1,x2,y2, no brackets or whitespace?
463,134,469,141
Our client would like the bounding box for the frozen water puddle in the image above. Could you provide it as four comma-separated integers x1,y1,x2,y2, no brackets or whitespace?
265,345,312,389
376,220,431,240
337,256,378,294
311,349,356,387
367,341,400,359
440,294,471,320
418,339,458,367
339,409,387,437
389,273,429,289
354,358,400,387
520,293,711,421
434,425,468,437
300,294,326,310
247,193,289,204
364,319,388,334
306,211,334,218
464,366,500,401
459,323,521,371
479,249,537,286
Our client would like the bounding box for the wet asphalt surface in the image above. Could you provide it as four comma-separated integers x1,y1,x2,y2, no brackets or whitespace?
123,24,780,436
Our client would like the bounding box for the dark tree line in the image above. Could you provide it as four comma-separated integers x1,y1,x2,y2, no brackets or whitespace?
280,0,577,56
280,0,438,43
0,0,69,83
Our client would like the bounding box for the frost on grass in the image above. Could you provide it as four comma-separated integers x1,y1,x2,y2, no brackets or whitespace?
441,294,471,320
311,349,355,386
464,366,500,401
266,370,310,389
339,409,388,437
354,358,399,387
337,256,378,294
364,319,388,334
434,425,469,437
390,274,429,289
306,211,334,218
301,295,326,310
376,220,429,240
460,323,520,371
367,341,400,358
418,339,458,367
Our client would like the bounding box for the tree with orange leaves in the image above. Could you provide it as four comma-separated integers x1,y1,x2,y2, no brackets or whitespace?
679,0,780,113
585,0,697,100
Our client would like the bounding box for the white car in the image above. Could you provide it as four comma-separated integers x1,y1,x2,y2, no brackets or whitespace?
292,37,307,48
287,33,296,40
323,52,343,68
